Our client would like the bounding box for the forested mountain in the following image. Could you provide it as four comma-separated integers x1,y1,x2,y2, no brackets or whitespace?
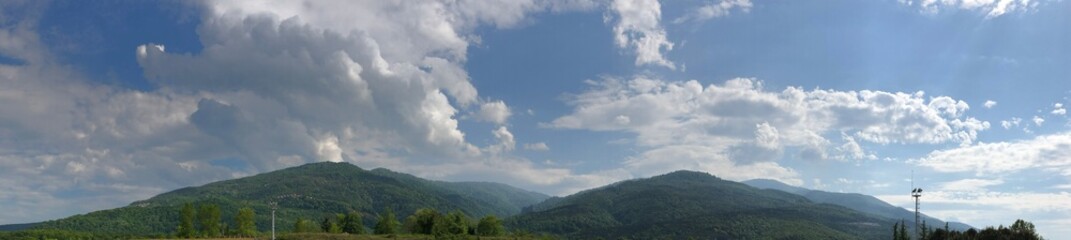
29,162,548,236
743,179,973,232
507,171,895,239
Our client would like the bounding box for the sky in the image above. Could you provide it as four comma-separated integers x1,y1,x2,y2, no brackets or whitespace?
1,0,1069,237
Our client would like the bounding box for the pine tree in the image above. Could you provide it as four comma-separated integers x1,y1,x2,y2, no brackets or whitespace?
893,221,900,240
898,220,908,240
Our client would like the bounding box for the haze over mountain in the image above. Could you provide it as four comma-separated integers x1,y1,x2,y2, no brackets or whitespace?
743,179,973,232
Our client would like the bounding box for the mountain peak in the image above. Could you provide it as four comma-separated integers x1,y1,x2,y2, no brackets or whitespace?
656,170,717,179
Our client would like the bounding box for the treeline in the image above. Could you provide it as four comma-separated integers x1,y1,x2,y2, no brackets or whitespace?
175,203,506,238
0,229,129,240
176,203,257,238
295,208,506,238
893,219,1044,240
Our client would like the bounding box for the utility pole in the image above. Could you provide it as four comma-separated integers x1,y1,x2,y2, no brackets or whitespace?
271,201,278,240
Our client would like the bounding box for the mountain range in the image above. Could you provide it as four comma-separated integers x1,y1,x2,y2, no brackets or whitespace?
508,171,894,239
3,162,970,239
23,162,547,236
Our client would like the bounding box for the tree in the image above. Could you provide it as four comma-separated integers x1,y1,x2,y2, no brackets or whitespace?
235,207,257,237
341,211,365,234
893,221,900,240
918,220,929,240
404,208,440,234
177,203,197,238
197,203,221,237
476,215,504,236
431,214,451,237
374,208,400,235
294,217,309,233
443,210,469,235
898,220,908,240
322,216,341,233
1010,219,1041,240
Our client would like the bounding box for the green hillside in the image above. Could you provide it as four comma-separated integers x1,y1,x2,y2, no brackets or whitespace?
30,162,548,236
508,171,893,239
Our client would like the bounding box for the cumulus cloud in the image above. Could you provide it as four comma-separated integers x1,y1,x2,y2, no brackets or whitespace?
0,3,230,224
672,0,752,24
1052,103,1066,115
1033,115,1045,126
984,100,997,108
476,100,512,124
900,0,1041,18
550,77,989,149
624,145,802,185
608,0,676,69
1001,117,1022,129
0,0,618,223
485,126,517,155
548,76,988,182
914,132,1071,175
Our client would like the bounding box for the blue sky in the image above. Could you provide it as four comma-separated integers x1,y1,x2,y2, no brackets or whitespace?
1,0,1070,237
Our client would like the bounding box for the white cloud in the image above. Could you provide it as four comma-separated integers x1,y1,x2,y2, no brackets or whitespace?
476,100,512,124
315,135,343,162
523,142,551,151
914,132,1071,175
609,0,676,69
672,0,752,24
984,100,997,108
550,77,989,150
624,145,802,185
391,156,632,196
486,126,517,155
937,178,1004,192
1052,103,1066,115
549,76,988,184
1001,117,1022,129
834,134,877,161
754,122,780,150
901,0,1042,18
1034,115,1045,126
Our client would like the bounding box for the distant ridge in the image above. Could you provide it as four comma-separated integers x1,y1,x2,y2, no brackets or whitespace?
743,178,974,232
509,170,894,239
